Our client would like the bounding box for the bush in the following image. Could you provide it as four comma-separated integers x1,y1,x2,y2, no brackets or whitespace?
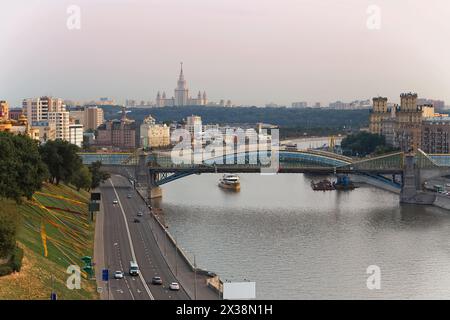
11,246,23,272
0,264,13,277
0,245,24,277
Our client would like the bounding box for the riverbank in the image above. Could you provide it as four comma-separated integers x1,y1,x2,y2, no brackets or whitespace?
0,183,98,300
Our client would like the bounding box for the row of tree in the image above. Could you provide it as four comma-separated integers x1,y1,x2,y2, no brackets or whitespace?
341,132,398,157
0,132,110,203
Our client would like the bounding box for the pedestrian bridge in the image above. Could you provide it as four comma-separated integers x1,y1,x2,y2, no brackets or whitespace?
79,149,406,187
79,149,450,203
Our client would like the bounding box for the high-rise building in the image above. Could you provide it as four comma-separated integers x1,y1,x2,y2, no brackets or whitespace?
69,106,104,131
22,97,69,143
369,93,447,153
421,117,450,154
84,106,104,131
369,97,390,135
69,123,84,147
96,107,137,150
48,111,70,141
22,97,65,123
185,115,202,138
395,93,428,153
156,63,208,107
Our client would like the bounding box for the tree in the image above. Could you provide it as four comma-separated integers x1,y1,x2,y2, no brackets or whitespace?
89,161,110,190
39,140,82,184
0,132,48,202
0,204,18,259
71,165,92,191
341,132,388,157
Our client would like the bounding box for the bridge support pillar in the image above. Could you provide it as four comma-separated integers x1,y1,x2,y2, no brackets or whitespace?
400,155,435,204
148,171,163,199
149,186,162,199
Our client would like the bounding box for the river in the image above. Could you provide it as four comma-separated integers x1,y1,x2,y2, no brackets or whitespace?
153,138,450,299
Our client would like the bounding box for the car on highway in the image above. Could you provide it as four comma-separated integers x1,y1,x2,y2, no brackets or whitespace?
134,218,140,223
137,211,143,217
151,276,163,285
114,271,124,279
129,261,139,276
169,282,180,291
127,194,132,199
113,199,118,205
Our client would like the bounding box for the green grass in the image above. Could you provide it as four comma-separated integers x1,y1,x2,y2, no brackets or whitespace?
0,183,99,300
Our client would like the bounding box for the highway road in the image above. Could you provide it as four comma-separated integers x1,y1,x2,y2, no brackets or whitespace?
100,175,189,300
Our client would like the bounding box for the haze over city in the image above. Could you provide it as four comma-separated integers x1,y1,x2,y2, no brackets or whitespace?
1,0,450,107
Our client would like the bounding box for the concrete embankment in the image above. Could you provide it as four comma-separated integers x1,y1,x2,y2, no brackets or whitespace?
350,174,401,194
432,194,450,210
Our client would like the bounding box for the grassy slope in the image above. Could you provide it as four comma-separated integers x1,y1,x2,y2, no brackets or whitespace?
0,183,98,300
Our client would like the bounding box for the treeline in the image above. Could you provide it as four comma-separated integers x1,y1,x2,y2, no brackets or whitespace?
100,105,369,130
0,133,110,203
341,132,399,157
0,132,110,272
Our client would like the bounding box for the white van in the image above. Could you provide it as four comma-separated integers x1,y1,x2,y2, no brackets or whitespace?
129,261,139,276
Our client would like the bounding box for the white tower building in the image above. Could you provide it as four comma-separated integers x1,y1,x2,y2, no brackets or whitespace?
174,62,189,106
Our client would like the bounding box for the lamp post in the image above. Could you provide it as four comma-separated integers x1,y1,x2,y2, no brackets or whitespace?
175,236,178,277
194,254,197,300
164,225,168,257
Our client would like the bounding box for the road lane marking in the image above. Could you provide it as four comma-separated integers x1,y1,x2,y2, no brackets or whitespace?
109,178,155,300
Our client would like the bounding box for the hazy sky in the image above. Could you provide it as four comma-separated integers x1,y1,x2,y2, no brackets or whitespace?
1,0,450,107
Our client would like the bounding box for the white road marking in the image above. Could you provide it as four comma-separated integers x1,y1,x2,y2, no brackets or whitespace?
110,178,155,300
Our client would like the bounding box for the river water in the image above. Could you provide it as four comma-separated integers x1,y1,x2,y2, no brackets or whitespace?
154,138,450,299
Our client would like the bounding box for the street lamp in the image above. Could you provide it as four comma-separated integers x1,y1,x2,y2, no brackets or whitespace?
175,236,178,277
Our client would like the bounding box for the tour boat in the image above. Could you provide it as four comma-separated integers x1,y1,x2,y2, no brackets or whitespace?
218,174,241,191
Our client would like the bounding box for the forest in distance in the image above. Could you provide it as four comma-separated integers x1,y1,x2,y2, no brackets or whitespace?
98,105,369,137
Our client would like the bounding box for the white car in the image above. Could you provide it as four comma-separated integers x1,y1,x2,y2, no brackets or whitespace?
114,271,124,279
169,282,180,291
113,199,118,205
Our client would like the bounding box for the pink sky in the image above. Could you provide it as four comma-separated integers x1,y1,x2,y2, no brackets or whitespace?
1,0,450,107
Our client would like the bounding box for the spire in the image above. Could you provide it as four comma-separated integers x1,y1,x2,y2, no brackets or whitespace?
179,62,184,81
121,105,127,121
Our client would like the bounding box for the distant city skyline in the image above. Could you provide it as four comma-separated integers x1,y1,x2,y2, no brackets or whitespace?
1,0,450,108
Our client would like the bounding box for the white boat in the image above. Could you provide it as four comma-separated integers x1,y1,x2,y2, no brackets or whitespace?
218,174,241,191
